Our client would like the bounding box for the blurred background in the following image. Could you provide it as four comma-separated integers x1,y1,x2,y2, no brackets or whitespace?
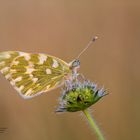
0,0,140,140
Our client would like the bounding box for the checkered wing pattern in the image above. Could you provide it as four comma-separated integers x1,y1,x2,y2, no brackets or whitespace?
0,51,71,99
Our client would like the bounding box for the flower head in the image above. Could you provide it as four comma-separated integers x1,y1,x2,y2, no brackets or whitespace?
56,79,107,112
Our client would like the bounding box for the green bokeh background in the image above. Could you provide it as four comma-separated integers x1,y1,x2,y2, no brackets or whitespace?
0,0,140,140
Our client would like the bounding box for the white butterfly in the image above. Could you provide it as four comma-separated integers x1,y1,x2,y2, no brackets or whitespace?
0,37,97,99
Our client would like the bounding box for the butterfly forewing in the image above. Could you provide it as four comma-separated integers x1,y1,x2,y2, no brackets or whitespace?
0,51,71,99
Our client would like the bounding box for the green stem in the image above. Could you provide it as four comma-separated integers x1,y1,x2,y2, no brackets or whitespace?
83,109,105,140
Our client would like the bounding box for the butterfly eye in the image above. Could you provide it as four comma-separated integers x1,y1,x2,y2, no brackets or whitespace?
71,59,80,68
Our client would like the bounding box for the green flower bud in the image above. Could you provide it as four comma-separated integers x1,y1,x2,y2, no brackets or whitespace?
56,80,107,112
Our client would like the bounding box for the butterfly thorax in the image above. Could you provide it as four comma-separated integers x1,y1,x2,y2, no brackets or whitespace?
67,59,80,78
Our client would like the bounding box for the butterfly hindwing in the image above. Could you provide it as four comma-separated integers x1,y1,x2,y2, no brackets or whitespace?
0,51,71,99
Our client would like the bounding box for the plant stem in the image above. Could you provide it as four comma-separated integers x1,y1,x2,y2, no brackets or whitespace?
83,109,105,140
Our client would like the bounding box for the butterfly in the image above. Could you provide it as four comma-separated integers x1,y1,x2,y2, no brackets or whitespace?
0,37,97,99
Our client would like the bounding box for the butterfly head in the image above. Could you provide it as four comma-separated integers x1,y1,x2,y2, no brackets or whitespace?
69,59,80,72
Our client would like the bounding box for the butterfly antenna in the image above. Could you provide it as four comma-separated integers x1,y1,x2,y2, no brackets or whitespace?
76,36,98,59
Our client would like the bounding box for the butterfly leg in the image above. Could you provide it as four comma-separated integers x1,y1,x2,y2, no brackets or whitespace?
77,73,85,82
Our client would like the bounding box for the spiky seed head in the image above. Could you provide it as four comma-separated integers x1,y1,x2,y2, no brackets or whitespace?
56,79,108,112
